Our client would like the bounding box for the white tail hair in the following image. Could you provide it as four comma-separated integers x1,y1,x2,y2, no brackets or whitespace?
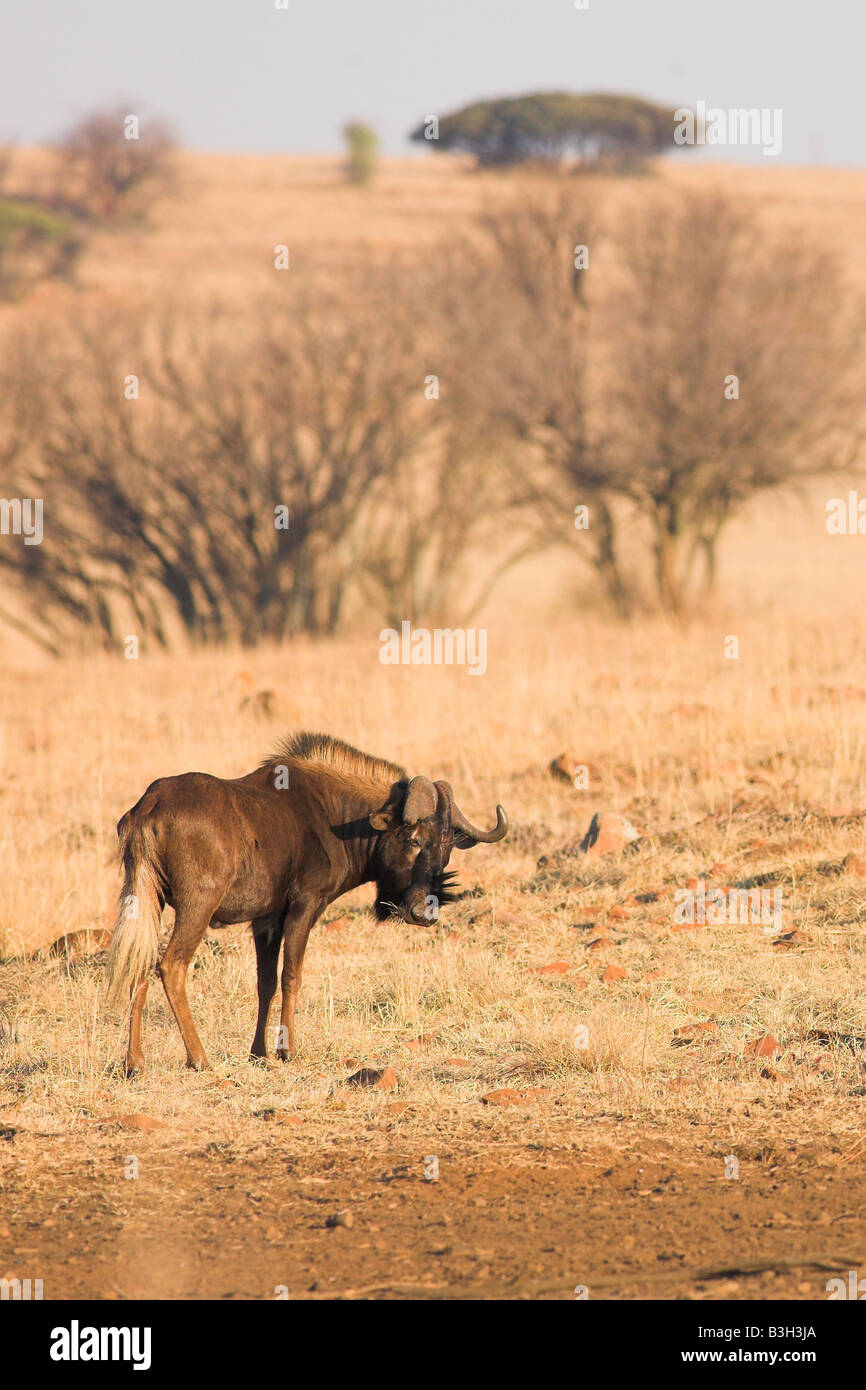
106,818,162,1006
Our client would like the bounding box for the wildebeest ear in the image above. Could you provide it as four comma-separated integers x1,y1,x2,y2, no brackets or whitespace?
369,780,408,831
403,775,438,823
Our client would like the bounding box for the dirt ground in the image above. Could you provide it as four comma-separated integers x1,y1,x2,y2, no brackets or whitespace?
2,1118,864,1301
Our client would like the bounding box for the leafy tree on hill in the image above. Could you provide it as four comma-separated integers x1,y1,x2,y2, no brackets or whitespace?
0,198,81,301
410,92,679,169
342,122,379,185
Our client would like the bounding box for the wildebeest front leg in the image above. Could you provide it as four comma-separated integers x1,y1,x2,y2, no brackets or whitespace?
276,904,319,1061
249,915,282,1060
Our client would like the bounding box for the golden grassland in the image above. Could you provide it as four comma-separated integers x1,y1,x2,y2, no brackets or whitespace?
6,148,866,313
2,158,866,1285
2,599,866,1164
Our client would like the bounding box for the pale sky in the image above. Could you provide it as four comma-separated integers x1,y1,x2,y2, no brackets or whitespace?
1,0,861,165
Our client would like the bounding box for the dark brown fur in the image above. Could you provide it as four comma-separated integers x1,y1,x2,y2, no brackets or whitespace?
107,732,507,1074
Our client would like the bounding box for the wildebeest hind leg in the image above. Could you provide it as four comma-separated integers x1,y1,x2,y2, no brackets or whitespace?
125,976,150,1077
249,915,281,1060
158,902,218,1070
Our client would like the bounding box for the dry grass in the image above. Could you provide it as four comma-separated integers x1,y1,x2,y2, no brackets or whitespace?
2,607,866,1159
5,149,866,315
2,151,866,1191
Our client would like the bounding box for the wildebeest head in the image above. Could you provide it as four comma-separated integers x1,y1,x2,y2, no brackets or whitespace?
369,776,508,924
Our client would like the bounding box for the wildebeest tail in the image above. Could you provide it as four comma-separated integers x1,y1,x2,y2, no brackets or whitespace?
106,807,163,1006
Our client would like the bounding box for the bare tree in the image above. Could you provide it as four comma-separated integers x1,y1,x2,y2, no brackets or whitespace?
358,424,533,629
463,186,866,615
54,105,176,222
446,188,636,613
601,191,866,613
0,262,519,651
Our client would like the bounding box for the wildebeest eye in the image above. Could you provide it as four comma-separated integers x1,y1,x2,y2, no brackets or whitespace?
408,837,421,849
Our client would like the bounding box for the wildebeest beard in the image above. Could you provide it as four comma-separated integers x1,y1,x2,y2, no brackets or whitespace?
374,867,462,922
432,867,461,906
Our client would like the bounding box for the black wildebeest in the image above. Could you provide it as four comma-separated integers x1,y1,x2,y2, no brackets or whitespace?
107,732,507,1074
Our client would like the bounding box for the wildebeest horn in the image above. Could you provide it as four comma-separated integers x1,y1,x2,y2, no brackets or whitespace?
403,775,438,822
435,780,508,846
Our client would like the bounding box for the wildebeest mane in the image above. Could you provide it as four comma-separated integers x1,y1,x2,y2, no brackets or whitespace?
264,731,406,784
